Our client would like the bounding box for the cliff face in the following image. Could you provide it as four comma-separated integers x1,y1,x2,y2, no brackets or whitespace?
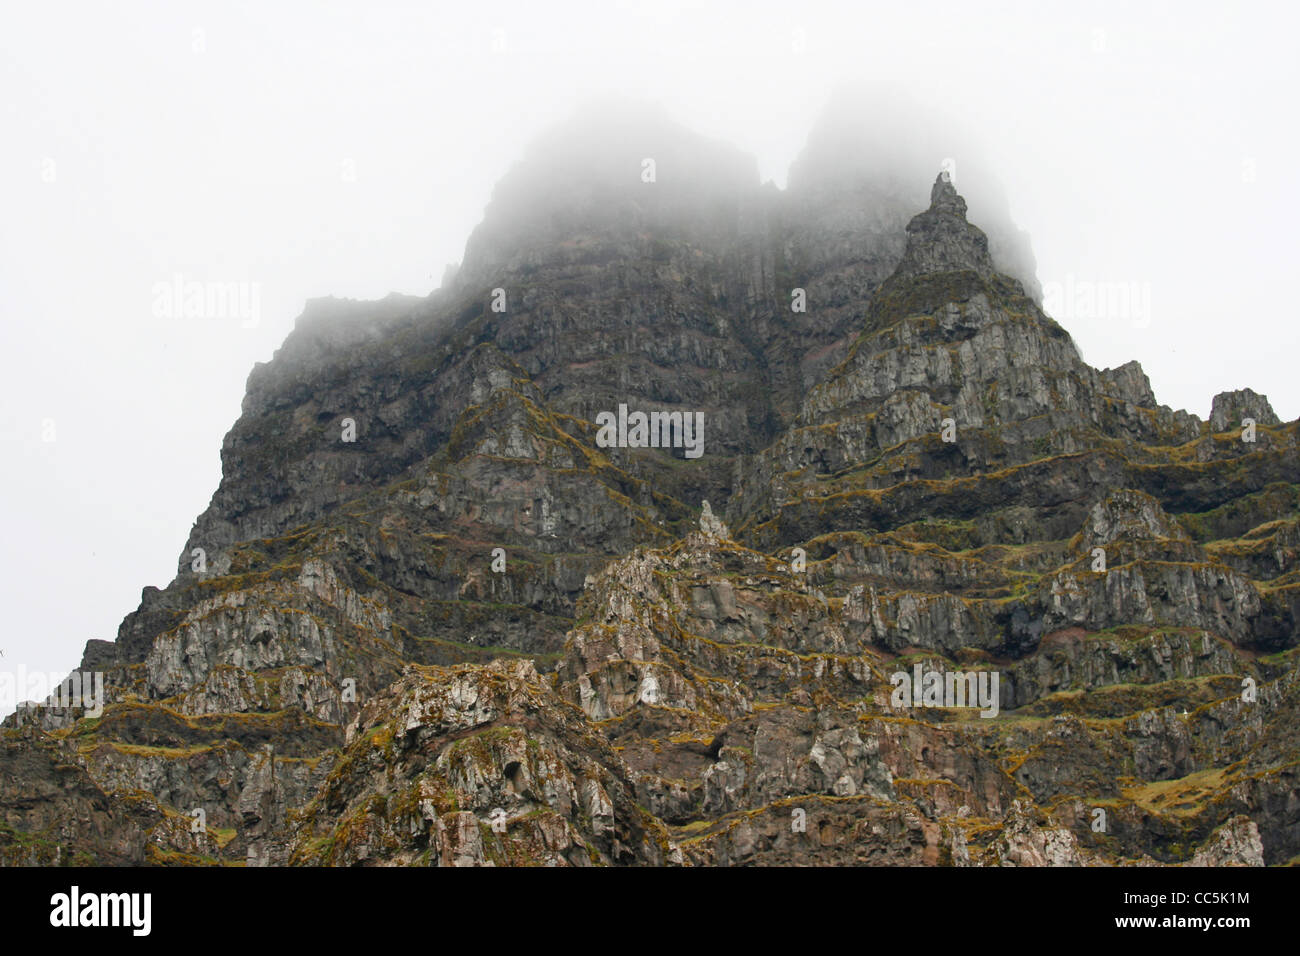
4,105,1298,868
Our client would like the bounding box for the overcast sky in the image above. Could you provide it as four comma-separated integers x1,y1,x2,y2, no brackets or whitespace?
3,0,1297,688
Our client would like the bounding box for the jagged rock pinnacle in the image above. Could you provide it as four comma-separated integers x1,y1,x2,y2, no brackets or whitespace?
894,172,996,279
699,499,729,539
930,170,966,217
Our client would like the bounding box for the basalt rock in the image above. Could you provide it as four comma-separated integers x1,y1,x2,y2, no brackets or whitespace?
1210,388,1280,433
4,103,1297,867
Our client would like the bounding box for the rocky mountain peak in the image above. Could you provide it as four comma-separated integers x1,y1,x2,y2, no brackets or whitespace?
894,171,996,279
785,86,1043,301
4,104,1298,871
929,170,965,215
1210,388,1280,432
456,98,759,288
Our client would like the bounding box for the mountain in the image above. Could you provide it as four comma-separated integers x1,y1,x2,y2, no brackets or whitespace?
3,102,1298,868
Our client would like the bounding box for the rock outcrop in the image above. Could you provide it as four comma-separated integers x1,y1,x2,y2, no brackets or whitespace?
3,101,1297,868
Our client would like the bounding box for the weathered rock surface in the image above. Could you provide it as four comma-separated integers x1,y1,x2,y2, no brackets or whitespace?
3,102,1297,867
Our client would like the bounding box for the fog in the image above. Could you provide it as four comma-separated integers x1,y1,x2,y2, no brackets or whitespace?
2,0,1297,686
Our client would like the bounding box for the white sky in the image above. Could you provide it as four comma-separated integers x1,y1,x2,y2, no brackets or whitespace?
2,0,1297,685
